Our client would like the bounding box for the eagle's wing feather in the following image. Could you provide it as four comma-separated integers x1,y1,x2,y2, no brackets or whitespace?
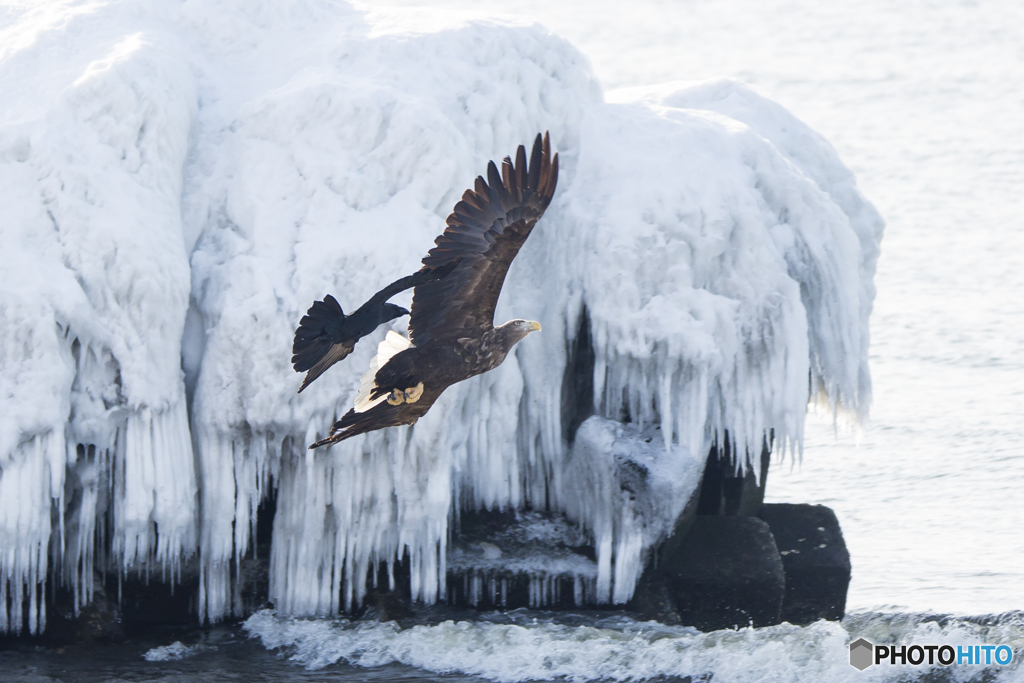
310,380,438,448
409,132,558,346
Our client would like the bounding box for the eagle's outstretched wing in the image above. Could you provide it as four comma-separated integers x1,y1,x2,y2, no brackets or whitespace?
408,132,558,346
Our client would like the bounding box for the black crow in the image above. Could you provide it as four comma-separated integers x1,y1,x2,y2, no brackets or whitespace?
292,259,459,392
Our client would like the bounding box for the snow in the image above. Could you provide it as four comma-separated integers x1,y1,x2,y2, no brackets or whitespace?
0,0,881,633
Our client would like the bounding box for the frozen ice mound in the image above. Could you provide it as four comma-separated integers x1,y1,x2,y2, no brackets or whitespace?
0,0,882,632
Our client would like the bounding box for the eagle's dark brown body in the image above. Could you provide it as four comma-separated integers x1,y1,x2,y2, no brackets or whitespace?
310,133,558,448
319,323,540,442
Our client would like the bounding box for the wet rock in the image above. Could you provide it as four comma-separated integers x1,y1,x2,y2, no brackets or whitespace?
629,466,705,624
629,573,682,625
758,503,850,623
659,516,785,631
45,576,124,645
361,587,414,622
117,572,199,629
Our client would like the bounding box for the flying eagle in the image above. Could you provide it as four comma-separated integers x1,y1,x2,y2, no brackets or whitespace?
310,132,559,448
291,260,459,393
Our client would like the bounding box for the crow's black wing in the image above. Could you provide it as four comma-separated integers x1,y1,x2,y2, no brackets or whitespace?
361,259,461,309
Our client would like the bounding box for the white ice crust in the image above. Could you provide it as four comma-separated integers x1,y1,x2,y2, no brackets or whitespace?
0,0,882,632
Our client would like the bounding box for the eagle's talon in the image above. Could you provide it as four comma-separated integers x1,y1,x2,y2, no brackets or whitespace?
387,389,405,406
404,382,424,404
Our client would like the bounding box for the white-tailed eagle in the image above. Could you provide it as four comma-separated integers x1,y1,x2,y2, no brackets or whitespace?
310,132,558,448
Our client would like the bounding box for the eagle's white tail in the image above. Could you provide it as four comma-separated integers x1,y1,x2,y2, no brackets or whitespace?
353,331,412,413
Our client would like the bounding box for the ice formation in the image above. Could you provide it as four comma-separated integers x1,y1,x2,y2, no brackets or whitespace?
0,0,882,633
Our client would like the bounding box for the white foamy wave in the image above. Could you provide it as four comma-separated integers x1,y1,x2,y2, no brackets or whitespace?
243,610,1023,682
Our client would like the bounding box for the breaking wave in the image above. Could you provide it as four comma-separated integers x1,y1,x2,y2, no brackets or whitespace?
243,610,1024,682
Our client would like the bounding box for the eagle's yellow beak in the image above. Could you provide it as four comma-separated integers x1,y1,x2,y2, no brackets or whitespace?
527,321,542,332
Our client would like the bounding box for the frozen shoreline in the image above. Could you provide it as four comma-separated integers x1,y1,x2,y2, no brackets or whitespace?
1,0,880,634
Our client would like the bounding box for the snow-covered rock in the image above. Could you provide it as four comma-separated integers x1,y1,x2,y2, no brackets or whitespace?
0,0,882,633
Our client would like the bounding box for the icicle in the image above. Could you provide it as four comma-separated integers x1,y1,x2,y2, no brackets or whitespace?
0,433,63,634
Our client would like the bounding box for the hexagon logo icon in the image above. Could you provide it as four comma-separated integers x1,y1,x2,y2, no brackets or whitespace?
850,638,874,670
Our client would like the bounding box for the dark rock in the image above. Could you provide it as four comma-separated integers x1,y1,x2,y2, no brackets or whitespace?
361,586,413,622
561,306,596,445
355,552,415,621
696,434,770,517
233,492,276,618
117,572,199,628
630,465,705,623
659,516,785,631
626,471,708,626
629,572,682,625
758,503,850,623
237,553,271,617
44,576,124,644
656,466,705,562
